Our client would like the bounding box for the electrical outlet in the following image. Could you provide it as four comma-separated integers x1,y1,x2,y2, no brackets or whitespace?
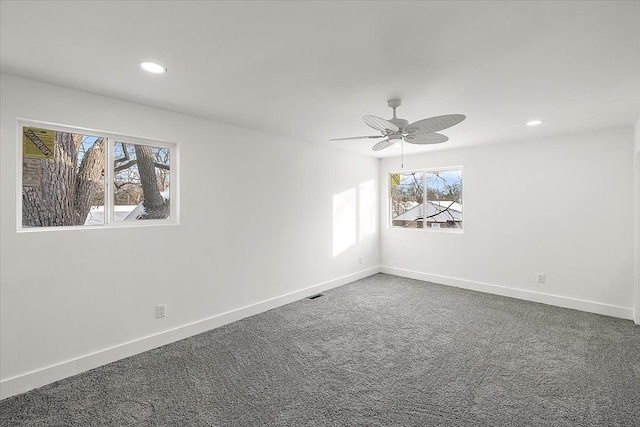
156,304,166,318
359,257,363,265
537,273,546,284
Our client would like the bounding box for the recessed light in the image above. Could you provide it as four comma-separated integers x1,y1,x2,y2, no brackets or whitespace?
140,61,167,74
527,120,542,126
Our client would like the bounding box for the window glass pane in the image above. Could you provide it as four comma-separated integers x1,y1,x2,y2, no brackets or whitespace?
426,169,462,229
22,127,105,227
390,172,424,228
113,142,170,221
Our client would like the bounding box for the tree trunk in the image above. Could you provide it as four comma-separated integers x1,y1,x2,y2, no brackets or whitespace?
134,144,169,219
74,138,105,225
22,132,78,226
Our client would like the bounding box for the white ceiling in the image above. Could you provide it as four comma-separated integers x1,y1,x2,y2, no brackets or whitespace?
1,1,639,158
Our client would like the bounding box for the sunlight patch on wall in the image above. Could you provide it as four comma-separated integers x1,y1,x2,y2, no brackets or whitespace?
333,188,356,256
359,179,376,240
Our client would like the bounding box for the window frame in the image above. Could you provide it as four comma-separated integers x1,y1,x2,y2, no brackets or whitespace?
16,119,179,232
388,165,463,233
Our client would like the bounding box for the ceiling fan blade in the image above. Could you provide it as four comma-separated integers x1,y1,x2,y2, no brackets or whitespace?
363,115,400,133
372,139,395,151
406,114,466,134
329,135,383,141
404,133,449,145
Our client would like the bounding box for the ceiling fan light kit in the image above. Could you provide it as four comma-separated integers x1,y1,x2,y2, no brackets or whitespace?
330,99,466,152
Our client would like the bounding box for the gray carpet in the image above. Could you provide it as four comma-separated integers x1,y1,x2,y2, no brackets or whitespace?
1,273,639,426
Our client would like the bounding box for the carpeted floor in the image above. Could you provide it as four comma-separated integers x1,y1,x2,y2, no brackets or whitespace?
1,273,639,426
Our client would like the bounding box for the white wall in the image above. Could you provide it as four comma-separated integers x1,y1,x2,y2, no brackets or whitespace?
380,127,635,319
0,75,380,398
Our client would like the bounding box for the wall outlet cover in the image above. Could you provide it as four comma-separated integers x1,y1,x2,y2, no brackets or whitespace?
156,304,166,318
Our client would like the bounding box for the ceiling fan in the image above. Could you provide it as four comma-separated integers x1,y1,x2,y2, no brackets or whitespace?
330,99,466,151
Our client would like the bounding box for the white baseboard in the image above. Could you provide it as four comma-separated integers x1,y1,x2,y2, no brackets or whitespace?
380,266,634,320
0,267,380,400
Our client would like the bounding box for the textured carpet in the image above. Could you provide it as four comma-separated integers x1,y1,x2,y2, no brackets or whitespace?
1,273,639,426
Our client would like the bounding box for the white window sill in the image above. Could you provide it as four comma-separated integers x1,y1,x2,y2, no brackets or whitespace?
389,226,463,234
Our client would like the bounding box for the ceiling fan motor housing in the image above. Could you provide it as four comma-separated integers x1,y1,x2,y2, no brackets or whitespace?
388,117,408,132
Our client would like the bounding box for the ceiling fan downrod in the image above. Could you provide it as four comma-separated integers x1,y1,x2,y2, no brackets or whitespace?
387,99,409,131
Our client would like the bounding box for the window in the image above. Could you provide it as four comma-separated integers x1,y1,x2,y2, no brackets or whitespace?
19,121,177,230
113,142,171,222
390,168,462,230
390,171,425,228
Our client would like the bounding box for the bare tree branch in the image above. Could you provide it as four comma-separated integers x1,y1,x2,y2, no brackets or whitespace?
114,160,137,172
114,159,169,173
